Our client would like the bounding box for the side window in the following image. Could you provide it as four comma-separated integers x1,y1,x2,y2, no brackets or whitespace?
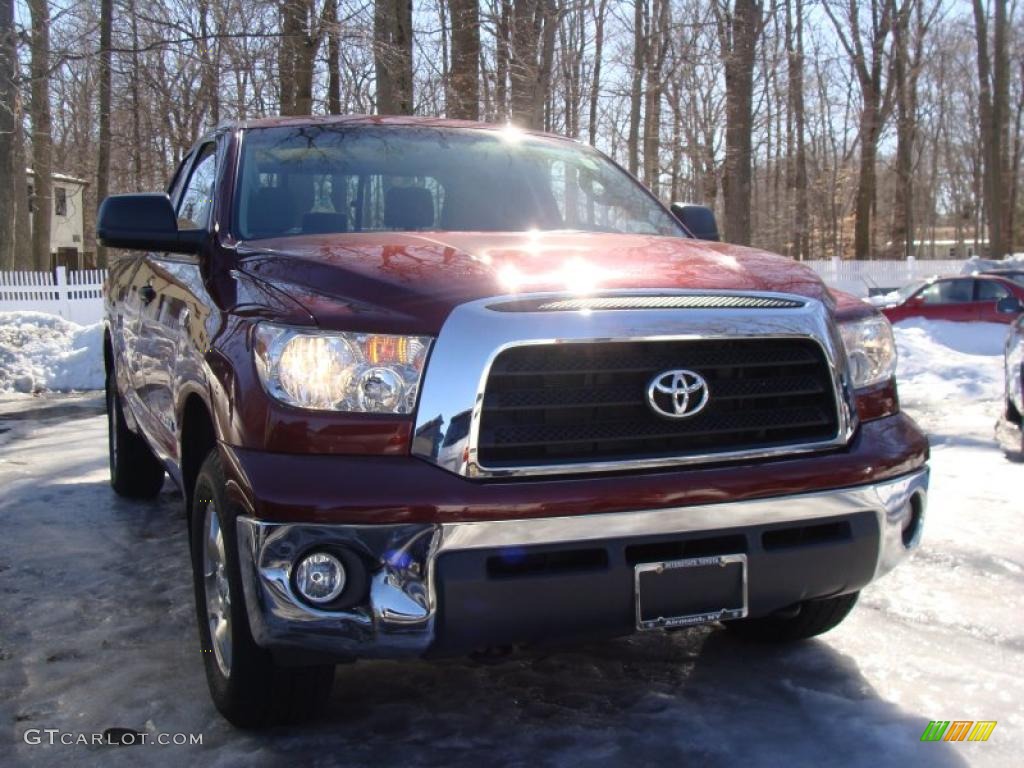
177,145,216,230
167,153,194,200
920,279,973,304
977,280,1010,301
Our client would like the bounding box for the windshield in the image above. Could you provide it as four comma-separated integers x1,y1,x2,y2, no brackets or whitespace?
898,280,927,301
235,125,684,240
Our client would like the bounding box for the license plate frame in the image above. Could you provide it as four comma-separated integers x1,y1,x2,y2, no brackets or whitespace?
634,553,749,631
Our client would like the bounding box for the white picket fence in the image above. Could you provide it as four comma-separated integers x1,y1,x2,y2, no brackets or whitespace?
0,267,106,325
802,257,965,297
0,258,973,325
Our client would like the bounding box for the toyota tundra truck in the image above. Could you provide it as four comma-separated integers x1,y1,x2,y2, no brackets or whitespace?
98,116,929,728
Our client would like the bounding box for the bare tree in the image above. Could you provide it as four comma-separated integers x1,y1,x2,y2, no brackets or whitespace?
96,0,112,268
375,0,414,114
714,0,763,246
509,0,557,129
785,0,809,260
449,0,481,119
587,0,608,146
27,0,52,271
0,0,18,269
642,0,670,194
627,0,645,175
972,0,1012,257
823,0,898,260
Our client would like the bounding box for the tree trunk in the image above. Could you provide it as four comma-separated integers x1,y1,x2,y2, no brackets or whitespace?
326,0,341,114
786,0,809,260
11,92,30,268
95,0,112,267
642,0,669,195
449,0,481,119
587,0,608,146
854,93,881,260
627,0,645,176
889,4,912,258
0,0,17,269
280,1,299,114
375,0,414,114
716,0,761,246
509,0,555,129
972,0,1011,257
28,0,52,271
495,0,511,121
129,0,143,189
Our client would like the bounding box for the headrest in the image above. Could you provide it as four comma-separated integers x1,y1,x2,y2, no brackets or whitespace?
247,187,295,238
384,186,434,230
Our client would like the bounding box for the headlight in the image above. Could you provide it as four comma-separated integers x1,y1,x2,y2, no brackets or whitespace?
253,324,432,413
839,315,897,389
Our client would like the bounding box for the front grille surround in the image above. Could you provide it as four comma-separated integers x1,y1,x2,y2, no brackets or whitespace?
411,290,857,478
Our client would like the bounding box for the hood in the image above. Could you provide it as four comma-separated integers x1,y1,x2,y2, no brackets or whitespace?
235,231,833,335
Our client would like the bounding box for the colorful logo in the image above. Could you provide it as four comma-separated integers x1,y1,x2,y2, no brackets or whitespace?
921,720,997,742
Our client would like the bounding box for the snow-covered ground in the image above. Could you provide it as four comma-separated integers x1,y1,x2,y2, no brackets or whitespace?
0,318,1021,767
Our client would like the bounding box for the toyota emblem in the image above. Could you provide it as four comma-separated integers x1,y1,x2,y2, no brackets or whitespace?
647,369,710,419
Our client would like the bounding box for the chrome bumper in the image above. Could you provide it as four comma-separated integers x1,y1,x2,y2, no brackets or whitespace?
236,468,928,660
996,415,1023,455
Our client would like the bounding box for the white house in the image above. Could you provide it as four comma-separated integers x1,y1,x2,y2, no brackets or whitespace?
26,169,89,269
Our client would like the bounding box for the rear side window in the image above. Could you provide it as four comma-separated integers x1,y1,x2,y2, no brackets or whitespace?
177,145,216,230
919,279,973,304
977,280,1010,301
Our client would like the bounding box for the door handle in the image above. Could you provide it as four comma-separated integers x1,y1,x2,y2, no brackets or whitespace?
139,285,157,305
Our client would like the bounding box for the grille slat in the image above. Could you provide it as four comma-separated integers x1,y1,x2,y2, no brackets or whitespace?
477,338,840,468
484,375,826,412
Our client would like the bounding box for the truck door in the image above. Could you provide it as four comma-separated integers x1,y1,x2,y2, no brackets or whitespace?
134,143,217,463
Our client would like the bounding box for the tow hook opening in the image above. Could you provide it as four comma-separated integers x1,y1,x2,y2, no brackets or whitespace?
901,494,924,549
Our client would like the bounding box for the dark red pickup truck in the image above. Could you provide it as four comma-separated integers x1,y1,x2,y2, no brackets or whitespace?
99,116,929,728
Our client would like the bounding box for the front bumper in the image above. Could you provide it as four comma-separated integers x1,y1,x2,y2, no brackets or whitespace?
996,414,1023,455
236,467,928,661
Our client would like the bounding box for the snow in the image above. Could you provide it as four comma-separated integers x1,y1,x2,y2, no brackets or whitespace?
1,316,1021,766
0,311,104,393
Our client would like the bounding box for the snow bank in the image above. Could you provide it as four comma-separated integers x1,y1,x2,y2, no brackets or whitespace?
893,319,1005,400
891,318,1007,444
0,311,104,393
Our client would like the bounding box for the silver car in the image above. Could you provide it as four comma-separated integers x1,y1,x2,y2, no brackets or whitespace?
997,314,1024,459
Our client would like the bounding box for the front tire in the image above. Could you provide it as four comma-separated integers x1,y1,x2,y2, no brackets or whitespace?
725,592,859,643
190,451,334,728
106,367,164,498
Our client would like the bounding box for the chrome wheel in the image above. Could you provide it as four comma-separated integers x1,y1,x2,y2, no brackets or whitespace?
203,503,232,677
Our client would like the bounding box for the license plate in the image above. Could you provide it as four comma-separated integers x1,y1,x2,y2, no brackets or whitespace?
634,554,748,631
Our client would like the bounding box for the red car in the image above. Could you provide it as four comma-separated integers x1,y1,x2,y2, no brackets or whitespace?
98,116,928,727
880,274,1024,324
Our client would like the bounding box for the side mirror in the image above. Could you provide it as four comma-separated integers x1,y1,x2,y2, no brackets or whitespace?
670,203,720,242
96,193,204,253
996,296,1023,314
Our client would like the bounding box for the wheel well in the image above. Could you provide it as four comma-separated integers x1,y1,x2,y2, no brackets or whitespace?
180,394,217,523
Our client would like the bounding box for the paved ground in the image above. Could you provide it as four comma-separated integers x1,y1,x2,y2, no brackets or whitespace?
0,396,1020,767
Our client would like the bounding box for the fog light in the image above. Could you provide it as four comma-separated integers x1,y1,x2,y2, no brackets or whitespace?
901,497,923,548
294,552,346,604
